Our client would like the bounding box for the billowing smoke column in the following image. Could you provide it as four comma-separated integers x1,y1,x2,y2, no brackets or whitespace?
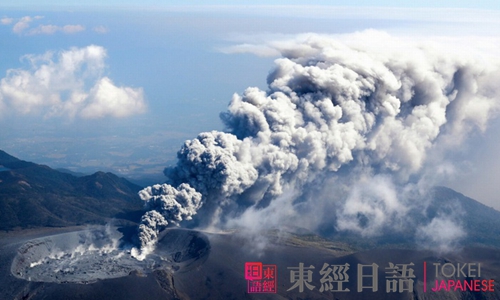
132,184,201,259
134,31,500,256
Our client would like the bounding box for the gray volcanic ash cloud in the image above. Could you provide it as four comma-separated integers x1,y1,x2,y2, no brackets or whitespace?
134,31,500,256
132,184,202,259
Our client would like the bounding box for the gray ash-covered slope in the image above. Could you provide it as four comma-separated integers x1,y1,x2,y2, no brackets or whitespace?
1,227,209,300
4,228,500,300
3,224,500,299
323,186,500,250
10,227,209,284
406,186,500,248
172,233,500,300
0,150,144,230
428,187,500,247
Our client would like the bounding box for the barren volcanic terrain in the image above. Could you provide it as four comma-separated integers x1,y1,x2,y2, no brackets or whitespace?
2,226,500,300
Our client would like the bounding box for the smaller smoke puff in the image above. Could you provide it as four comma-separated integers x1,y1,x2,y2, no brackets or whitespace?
137,211,168,251
336,175,408,236
416,216,466,253
136,184,202,251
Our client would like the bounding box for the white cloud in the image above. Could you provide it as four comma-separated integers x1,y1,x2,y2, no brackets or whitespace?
62,24,85,34
93,25,109,34
221,31,500,60
3,15,85,35
28,24,85,35
218,43,280,57
1,17,14,25
0,45,146,119
29,24,59,35
80,77,146,119
12,16,34,34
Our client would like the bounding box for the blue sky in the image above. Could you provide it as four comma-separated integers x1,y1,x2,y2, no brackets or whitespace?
1,0,499,9
1,2,500,207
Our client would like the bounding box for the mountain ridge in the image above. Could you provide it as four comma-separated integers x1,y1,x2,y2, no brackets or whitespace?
0,150,145,230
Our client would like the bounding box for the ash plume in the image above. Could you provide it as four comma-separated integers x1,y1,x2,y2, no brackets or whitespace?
132,184,202,259
133,31,500,256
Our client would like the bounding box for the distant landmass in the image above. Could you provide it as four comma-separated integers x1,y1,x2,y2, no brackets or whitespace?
55,168,88,177
318,185,500,250
2,148,500,250
428,186,500,247
0,150,145,230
